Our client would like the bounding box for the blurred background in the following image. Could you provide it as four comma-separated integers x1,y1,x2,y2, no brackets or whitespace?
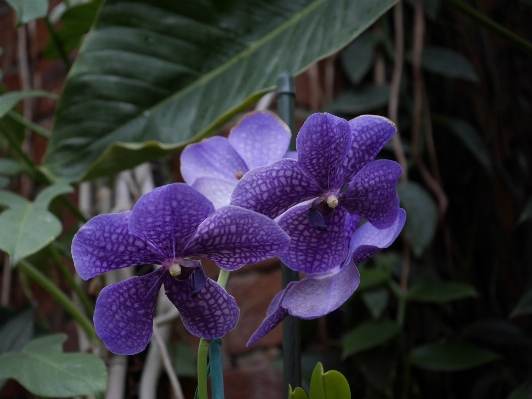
1,0,532,398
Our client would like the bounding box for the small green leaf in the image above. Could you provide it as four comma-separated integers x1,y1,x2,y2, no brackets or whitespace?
361,288,389,319
0,91,57,118
0,333,107,397
0,307,34,354
510,288,532,318
434,115,492,174
0,182,73,265
406,282,478,303
309,362,325,399
5,0,48,24
342,32,376,84
324,85,390,115
419,46,479,82
0,159,25,176
397,182,438,256
44,1,100,59
409,343,498,371
358,268,390,291
290,386,310,399
343,321,400,358
322,370,351,399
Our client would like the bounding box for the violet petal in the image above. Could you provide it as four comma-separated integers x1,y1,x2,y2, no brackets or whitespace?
282,260,360,319
189,267,207,297
296,113,352,190
344,213,361,242
180,136,248,185
191,177,237,209
341,160,402,228
164,271,239,339
308,208,328,231
228,111,291,170
350,208,406,263
230,159,321,219
129,183,215,259
72,211,163,280
184,205,290,271
278,202,348,274
340,115,397,181
93,269,165,355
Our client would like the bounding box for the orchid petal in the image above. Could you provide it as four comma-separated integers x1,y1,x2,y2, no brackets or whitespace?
185,205,290,271
129,183,214,259
93,269,165,355
229,111,291,170
180,136,248,185
340,115,397,181
350,208,406,263
344,213,361,242
296,113,352,190
341,160,402,228
72,211,162,280
284,151,298,160
247,286,291,346
231,159,321,219
191,177,237,209
278,202,348,274
164,270,239,339
283,260,360,319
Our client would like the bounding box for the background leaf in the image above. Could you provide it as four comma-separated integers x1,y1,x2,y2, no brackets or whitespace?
397,181,438,256
409,343,498,371
324,85,390,115
43,0,398,182
0,333,107,398
342,31,376,84
0,159,25,176
406,282,478,303
0,91,57,118
419,46,479,82
5,0,49,25
510,288,532,318
0,183,73,265
0,307,34,355
343,320,400,358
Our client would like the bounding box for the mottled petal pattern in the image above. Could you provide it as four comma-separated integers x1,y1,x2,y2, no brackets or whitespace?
72,211,162,280
351,208,406,263
231,159,321,219
341,160,402,228
229,111,291,170
247,285,292,346
283,261,360,319
180,136,248,185
339,115,397,181
191,177,237,210
278,202,348,274
164,271,239,339
296,113,352,190
184,205,290,271
93,269,165,355
344,213,361,242
129,184,214,258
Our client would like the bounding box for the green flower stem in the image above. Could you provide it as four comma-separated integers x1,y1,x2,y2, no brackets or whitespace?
197,269,231,399
443,0,532,55
49,243,94,317
7,110,51,139
18,260,98,342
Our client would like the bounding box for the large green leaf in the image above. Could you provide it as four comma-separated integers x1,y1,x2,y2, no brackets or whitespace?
406,281,478,303
43,0,397,182
409,343,498,371
342,320,400,358
0,183,73,265
0,334,107,398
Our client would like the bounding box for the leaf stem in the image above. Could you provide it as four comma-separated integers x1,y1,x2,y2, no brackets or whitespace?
18,260,97,342
49,243,94,317
7,110,51,139
197,338,210,399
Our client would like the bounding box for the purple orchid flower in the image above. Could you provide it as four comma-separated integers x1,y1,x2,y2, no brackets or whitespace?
72,183,290,355
231,113,402,274
181,111,291,209
248,208,406,346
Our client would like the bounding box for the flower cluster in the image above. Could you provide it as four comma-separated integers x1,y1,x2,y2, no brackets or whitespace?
72,110,404,355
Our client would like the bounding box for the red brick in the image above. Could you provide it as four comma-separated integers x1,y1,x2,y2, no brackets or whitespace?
221,366,284,399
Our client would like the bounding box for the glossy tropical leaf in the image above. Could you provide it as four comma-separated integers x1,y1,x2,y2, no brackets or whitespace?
0,334,107,398
0,91,57,118
406,281,478,303
397,182,438,256
0,182,73,265
6,0,48,25
409,343,498,371
343,320,400,358
43,0,398,182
